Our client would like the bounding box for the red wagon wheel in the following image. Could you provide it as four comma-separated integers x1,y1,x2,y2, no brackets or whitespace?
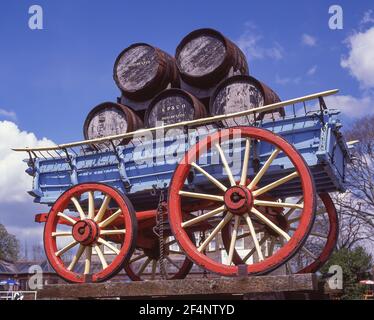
124,234,194,281
221,193,338,274
44,183,137,283
168,127,316,276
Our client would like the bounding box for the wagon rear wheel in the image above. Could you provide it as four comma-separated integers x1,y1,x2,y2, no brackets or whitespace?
168,127,316,276
44,183,137,283
124,234,194,281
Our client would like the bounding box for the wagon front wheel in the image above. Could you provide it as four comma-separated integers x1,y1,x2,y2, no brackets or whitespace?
168,127,316,276
44,183,137,283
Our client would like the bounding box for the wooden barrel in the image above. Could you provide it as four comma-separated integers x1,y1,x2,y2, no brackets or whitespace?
83,102,144,145
144,89,207,128
209,75,284,127
113,43,179,101
175,28,249,88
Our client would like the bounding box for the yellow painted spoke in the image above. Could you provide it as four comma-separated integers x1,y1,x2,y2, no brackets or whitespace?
98,209,122,228
244,214,264,261
55,240,78,257
215,143,236,186
97,238,120,254
100,229,126,235
71,197,86,220
88,191,95,219
67,244,85,271
248,148,281,189
191,162,227,192
250,207,291,241
94,195,111,222
138,257,151,276
240,139,251,186
243,235,269,262
84,246,92,275
179,190,224,202
52,231,72,237
253,171,299,197
198,212,233,252
228,216,240,265
129,253,147,264
283,197,304,218
94,245,108,269
254,199,303,210
181,205,225,228
57,212,76,225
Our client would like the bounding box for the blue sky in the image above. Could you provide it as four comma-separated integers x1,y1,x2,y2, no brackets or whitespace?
0,0,373,143
0,1,374,253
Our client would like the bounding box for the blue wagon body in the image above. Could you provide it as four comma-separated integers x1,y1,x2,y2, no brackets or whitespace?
28,109,350,210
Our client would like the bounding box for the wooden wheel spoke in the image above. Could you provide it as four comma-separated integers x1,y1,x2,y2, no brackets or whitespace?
198,212,233,252
302,247,318,260
137,257,151,276
179,190,224,202
253,171,299,197
250,207,291,241
240,138,251,186
98,209,122,228
84,246,92,275
94,245,108,269
181,205,225,228
57,212,76,226
254,199,303,210
98,238,120,254
310,232,328,239
243,235,269,262
168,250,183,255
52,231,72,237
243,214,264,261
166,256,180,269
88,191,95,219
67,244,85,271
248,148,281,189
215,143,236,186
165,239,177,247
267,239,275,257
94,195,111,222
237,232,251,240
283,197,304,218
129,253,147,264
191,162,227,192
228,216,240,265
55,240,78,257
288,216,301,224
151,260,157,280
71,197,86,220
100,229,126,235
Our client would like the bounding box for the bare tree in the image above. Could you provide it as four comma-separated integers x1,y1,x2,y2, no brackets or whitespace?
333,114,374,249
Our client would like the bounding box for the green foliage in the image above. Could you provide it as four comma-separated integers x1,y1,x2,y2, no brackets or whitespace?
0,224,20,262
322,246,373,300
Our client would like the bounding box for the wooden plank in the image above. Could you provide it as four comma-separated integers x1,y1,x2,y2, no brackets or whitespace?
38,274,318,299
13,89,339,152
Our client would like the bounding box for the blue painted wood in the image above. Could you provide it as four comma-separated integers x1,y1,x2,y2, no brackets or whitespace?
29,110,349,210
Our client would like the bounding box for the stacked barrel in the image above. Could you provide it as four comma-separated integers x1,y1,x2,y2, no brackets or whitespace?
83,28,283,145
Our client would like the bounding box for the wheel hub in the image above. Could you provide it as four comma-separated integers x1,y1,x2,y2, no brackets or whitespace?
224,186,253,215
72,219,99,246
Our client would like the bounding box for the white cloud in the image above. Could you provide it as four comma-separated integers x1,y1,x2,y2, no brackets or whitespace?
0,109,17,121
301,34,317,47
324,94,374,118
307,65,317,76
341,27,374,89
236,23,284,61
0,121,54,202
